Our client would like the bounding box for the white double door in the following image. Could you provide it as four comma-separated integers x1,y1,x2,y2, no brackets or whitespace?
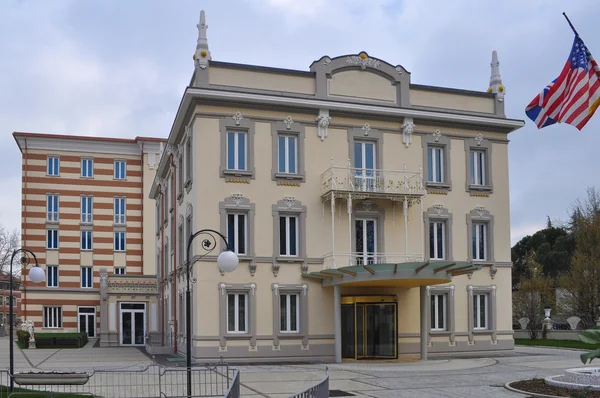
356,218,377,265
354,142,377,192
120,303,146,346
78,307,96,338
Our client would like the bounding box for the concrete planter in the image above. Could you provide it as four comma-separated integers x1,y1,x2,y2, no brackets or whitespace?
13,372,90,385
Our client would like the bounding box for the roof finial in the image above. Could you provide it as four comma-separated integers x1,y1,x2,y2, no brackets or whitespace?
488,50,504,101
193,10,211,71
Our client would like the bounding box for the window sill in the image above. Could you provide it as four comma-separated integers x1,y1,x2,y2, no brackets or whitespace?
113,178,128,181
430,330,451,336
277,333,304,340
46,221,59,226
225,334,251,340
468,184,492,192
426,182,450,189
113,223,127,228
276,256,305,263
46,248,59,251
80,222,93,226
80,249,93,252
273,173,304,182
80,176,94,179
473,329,494,335
223,169,253,178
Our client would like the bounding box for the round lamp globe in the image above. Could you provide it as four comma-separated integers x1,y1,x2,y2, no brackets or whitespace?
217,251,239,273
29,266,45,284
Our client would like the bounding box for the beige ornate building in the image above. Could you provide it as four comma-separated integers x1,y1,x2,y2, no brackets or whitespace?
148,12,524,362
14,133,165,346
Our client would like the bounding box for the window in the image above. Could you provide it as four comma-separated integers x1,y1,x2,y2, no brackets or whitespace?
163,243,169,276
185,216,192,252
47,266,58,287
227,214,247,255
428,147,444,183
81,196,93,223
465,136,492,193
470,150,486,186
47,194,59,222
114,160,126,180
47,156,59,176
473,293,488,329
47,229,58,249
279,215,298,256
278,135,297,174
429,221,446,260
226,131,247,171
81,267,93,288
81,230,92,250
114,267,126,275
220,196,255,258
227,293,247,333
43,306,62,328
178,224,184,265
431,294,447,331
472,222,487,261
81,158,93,178
156,203,161,231
178,154,184,196
280,293,299,333
114,231,126,252
185,136,192,184
169,172,175,210
114,197,126,224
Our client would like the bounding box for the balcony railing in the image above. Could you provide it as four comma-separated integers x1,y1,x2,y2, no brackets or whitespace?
323,252,424,269
321,165,426,197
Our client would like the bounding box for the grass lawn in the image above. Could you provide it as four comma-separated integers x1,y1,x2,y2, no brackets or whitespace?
515,338,598,350
0,385,92,397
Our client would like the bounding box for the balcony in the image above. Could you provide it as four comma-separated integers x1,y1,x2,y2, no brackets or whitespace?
321,165,426,200
323,252,424,270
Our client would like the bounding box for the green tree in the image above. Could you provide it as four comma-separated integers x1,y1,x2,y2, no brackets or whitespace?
511,224,574,288
559,211,600,326
513,251,554,339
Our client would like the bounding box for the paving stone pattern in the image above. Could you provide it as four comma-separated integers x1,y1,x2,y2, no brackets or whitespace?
0,336,596,397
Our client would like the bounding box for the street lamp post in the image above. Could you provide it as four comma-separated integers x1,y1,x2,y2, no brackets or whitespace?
185,229,239,398
9,248,44,392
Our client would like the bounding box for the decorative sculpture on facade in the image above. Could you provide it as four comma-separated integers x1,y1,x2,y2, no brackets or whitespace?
401,118,415,147
316,109,331,141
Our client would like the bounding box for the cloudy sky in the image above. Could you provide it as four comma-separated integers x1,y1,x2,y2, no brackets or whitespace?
1,0,599,246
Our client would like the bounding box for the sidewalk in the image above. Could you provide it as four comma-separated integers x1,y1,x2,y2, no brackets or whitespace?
0,336,596,397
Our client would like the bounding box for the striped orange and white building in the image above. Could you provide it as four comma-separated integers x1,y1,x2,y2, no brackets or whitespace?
14,132,165,346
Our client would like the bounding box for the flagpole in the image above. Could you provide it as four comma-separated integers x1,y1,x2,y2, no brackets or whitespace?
562,12,580,37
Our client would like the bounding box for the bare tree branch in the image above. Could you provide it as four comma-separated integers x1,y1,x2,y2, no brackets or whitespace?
0,223,20,276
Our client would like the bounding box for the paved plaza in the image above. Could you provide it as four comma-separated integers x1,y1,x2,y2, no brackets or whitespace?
0,336,596,397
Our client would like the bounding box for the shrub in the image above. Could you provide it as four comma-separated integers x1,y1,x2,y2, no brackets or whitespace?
16,330,30,349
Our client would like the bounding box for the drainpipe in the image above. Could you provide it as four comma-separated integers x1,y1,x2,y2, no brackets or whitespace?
23,138,28,324
169,154,177,353
160,187,165,347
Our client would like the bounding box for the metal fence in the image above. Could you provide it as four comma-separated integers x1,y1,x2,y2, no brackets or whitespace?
0,363,240,398
287,367,329,398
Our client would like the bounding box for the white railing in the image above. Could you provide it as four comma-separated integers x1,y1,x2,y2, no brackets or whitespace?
323,252,424,269
321,164,425,196
47,212,58,222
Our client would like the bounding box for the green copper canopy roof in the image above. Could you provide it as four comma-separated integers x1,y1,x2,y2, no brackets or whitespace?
303,261,481,287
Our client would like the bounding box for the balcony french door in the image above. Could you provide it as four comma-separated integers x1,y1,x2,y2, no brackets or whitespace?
354,142,376,192
356,218,377,265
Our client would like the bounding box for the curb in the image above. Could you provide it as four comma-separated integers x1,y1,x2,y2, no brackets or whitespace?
504,381,568,398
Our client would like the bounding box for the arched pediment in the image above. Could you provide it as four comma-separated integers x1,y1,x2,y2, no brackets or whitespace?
310,51,410,106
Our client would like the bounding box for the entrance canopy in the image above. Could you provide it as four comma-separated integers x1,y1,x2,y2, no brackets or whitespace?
303,261,481,287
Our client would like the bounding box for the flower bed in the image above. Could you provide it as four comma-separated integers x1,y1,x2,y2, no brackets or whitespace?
13,371,90,386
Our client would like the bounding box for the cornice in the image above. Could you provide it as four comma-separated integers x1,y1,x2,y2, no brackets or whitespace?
149,86,525,198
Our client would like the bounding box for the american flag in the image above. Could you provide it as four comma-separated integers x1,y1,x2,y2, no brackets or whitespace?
526,34,600,130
